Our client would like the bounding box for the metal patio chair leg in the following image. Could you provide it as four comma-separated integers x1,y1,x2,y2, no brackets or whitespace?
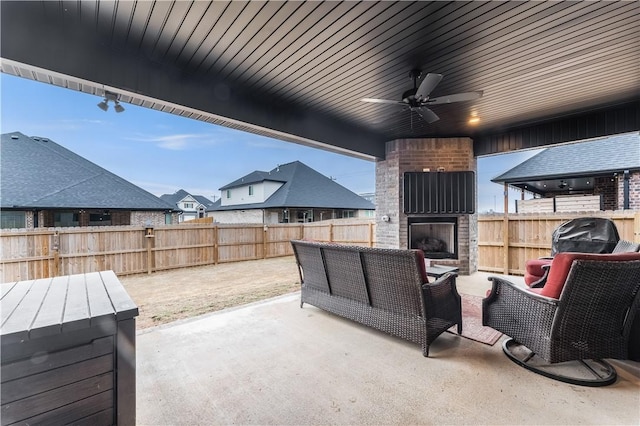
502,339,617,387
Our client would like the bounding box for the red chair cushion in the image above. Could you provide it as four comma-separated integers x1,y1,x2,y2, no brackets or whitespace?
540,252,640,299
524,272,541,286
413,249,430,283
525,258,552,276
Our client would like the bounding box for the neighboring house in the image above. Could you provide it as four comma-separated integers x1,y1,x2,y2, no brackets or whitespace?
0,132,178,229
208,161,375,224
492,132,640,212
160,189,215,222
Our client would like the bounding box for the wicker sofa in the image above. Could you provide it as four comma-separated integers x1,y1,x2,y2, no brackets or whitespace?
290,239,462,357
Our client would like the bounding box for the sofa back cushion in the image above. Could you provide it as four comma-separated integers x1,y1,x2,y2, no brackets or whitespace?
541,251,640,299
292,242,330,293
413,249,430,284
360,250,425,315
322,246,370,303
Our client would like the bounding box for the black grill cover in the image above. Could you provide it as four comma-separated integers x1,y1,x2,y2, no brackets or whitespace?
550,217,620,256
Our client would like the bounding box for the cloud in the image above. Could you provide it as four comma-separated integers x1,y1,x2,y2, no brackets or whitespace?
18,118,108,132
126,133,218,150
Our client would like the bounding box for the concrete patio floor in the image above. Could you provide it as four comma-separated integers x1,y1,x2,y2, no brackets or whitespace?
136,272,640,425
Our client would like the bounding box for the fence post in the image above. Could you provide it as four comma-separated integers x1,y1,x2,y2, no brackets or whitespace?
144,226,154,275
52,231,60,277
263,225,268,259
329,223,334,242
42,232,50,278
503,183,510,274
635,212,640,243
368,222,374,247
213,226,219,265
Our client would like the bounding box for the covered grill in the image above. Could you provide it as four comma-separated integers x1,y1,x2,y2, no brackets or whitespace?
550,217,620,256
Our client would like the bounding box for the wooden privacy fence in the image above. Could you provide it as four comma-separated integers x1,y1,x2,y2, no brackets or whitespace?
478,211,640,275
0,220,375,282
5,212,639,281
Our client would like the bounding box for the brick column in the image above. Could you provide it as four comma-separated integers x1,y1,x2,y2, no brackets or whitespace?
375,138,478,274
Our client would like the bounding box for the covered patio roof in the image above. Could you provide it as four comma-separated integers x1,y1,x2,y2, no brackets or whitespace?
1,1,638,160
492,132,640,195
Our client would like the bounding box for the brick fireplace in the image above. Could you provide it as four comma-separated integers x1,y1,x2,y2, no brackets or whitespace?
375,138,478,275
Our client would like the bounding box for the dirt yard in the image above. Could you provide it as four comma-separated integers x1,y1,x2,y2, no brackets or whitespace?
119,256,301,329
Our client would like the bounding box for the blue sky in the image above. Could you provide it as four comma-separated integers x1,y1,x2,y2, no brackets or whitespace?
1,73,539,212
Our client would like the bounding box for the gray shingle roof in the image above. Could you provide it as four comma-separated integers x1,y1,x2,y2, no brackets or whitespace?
210,161,374,211
492,132,640,183
1,132,176,210
220,171,283,190
159,189,190,206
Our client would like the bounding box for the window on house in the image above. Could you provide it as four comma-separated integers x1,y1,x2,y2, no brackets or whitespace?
1,211,26,229
184,202,194,209
54,211,80,227
249,185,254,196
89,211,111,226
165,213,172,224
342,210,355,218
226,190,231,199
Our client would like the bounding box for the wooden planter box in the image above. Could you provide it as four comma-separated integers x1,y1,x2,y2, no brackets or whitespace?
1,271,138,425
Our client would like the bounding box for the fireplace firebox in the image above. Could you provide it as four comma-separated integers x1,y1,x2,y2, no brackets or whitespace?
408,217,458,259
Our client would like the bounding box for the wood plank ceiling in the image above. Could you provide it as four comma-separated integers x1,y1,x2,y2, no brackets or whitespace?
1,1,638,159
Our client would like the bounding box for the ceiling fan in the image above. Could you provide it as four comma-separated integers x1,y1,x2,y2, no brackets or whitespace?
361,69,483,124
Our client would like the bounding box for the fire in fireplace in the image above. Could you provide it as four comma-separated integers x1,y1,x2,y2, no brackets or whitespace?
408,217,458,259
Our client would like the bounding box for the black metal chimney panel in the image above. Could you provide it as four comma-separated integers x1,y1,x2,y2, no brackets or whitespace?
403,172,475,214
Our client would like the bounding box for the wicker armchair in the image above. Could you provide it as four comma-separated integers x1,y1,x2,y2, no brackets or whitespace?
483,252,640,386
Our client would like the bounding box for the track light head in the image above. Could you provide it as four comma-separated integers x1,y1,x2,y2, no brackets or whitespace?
97,90,125,112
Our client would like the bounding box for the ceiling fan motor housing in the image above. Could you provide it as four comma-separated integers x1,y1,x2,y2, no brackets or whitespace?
402,88,419,104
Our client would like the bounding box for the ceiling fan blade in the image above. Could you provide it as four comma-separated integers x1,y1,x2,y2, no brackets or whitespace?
428,91,483,104
415,107,439,124
415,73,443,99
361,98,404,105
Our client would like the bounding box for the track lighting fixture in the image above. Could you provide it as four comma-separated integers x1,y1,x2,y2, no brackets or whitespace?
97,91,125,113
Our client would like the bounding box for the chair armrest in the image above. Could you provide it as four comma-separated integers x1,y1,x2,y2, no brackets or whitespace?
422,272,459,296
529,263,551,288
485,276,558,305
421,272,462,320
483,276,558,347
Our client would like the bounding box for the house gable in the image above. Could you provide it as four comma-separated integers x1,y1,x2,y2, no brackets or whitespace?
221,181,283,207
177,194,199,211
